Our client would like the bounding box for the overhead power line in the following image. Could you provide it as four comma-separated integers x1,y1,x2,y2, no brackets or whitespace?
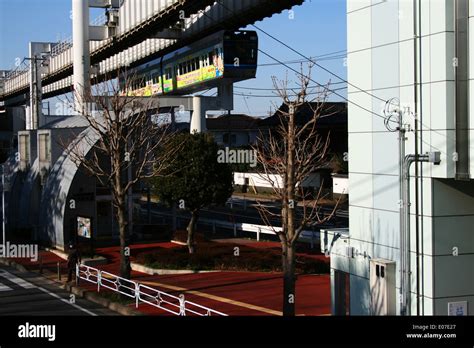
258,52,347,67
197,1,394,123
235,86,347,98
235,81,346,91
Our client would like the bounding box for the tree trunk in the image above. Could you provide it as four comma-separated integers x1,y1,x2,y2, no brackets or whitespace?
186,210,199,254
282,103,297,316
117,199,131,279
282,243,296,316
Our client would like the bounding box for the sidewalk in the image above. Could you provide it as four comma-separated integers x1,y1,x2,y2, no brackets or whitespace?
4,241,331,316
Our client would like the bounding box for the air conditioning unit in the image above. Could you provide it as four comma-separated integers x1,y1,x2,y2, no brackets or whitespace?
370,258,396,315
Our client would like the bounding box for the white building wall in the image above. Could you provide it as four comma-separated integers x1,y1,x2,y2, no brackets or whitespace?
233,172,321,189
345,0,474,316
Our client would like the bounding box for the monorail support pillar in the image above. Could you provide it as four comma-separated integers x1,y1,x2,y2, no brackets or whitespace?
190,96,207,134
218,83,233,110
189,83,234,134
73,0,91,113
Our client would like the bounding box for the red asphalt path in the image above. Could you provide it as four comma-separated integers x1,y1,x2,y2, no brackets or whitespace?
6,242,331,316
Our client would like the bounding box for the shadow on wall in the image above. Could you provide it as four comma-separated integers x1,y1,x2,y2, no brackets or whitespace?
39,128,99,250
373,214,399,260
349,163,399,206
349,275,371,315
17,158,40,230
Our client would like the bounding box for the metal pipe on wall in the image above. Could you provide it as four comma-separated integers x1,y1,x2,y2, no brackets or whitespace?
398,111,407,316
413,0,423,317
454,0,470,181
417,0,426,316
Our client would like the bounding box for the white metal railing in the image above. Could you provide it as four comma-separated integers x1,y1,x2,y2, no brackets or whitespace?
51,37,73,58
76,264,227,316
139,206,321,246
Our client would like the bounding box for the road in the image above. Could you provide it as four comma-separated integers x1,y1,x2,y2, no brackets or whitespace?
0,265,117,316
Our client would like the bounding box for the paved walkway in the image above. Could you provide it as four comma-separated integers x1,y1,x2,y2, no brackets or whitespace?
6,241,331,316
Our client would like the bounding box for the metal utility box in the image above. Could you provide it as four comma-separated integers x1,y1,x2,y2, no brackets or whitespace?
370,258,396,315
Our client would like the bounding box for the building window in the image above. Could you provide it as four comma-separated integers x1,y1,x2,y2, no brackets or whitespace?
39,133,51,162
223,133,237,146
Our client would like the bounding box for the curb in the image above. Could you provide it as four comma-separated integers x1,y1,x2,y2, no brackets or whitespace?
170,240,187,246
44,247,108,267
131,261,220,275
0,257,143,316
62,283,143,316
0,258,28,272
44,247,68,260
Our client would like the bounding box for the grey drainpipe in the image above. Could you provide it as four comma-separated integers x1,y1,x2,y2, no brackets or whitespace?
402,152,441,316
413,0,421,316
454,0,470,181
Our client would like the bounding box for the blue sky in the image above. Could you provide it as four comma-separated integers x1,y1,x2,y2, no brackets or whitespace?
0,0,347,117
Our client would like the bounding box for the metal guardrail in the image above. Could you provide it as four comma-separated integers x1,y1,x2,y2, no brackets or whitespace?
76,264,227,316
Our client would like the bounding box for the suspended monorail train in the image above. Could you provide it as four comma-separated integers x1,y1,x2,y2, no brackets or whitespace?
120,30,258,96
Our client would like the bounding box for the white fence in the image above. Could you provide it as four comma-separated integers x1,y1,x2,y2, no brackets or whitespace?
76,264,227,316
140,207,321,247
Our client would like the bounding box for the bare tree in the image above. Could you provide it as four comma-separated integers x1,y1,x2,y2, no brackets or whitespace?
253,66,341,316
64,73,177,279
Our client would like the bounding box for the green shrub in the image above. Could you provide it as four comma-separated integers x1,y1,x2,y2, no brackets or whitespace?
135,240,329,274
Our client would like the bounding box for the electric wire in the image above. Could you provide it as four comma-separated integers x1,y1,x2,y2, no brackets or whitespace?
197,1,395,124
214,0,387,104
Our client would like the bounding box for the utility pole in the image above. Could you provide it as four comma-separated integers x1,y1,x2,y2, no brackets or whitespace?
26,56,45,130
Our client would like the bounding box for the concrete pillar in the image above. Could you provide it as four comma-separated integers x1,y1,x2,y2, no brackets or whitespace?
218,83,234,110
29,59,42,130
28,45,44,130
73,0,91,112
170,107,176,131
190,96,207,133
